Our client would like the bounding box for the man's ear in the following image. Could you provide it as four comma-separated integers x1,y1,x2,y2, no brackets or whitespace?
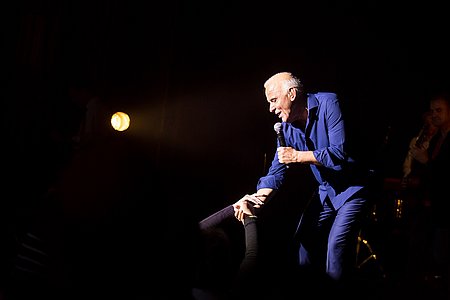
288,88,297,101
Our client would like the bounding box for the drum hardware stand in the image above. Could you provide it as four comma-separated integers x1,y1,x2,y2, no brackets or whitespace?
356,229,385,278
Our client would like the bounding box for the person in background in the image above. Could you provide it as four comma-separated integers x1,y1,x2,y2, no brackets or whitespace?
232,72,372,295
401,110,438,215
409,93,449,291
402,110,438,284
402,111,438,181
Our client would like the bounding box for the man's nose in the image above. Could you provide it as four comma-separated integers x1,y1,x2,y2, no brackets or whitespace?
269,104,275,112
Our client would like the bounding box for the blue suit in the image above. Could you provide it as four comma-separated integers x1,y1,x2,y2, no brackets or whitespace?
257,92,371,281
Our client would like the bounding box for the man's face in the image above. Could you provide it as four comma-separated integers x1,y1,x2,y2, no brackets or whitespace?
430,98,450,129
266,85,292,122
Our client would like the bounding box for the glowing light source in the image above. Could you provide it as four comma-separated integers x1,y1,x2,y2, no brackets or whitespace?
111,112,130,131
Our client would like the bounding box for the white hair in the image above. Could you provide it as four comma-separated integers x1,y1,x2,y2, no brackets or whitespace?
265,72,304,94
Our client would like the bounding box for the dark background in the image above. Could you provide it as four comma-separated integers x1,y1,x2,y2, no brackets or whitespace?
2,0,449,229
1,1,449,298
3,0,448,196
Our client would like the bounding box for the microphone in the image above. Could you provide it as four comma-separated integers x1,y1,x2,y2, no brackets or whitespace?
274,122,289,168
273,122,286,147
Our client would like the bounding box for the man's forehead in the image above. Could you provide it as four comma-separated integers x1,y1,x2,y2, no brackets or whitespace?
265,87,282,99
431,99,449,108
266,82,282,93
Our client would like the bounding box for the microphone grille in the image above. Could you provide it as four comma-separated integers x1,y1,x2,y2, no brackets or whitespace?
274,122,282,133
